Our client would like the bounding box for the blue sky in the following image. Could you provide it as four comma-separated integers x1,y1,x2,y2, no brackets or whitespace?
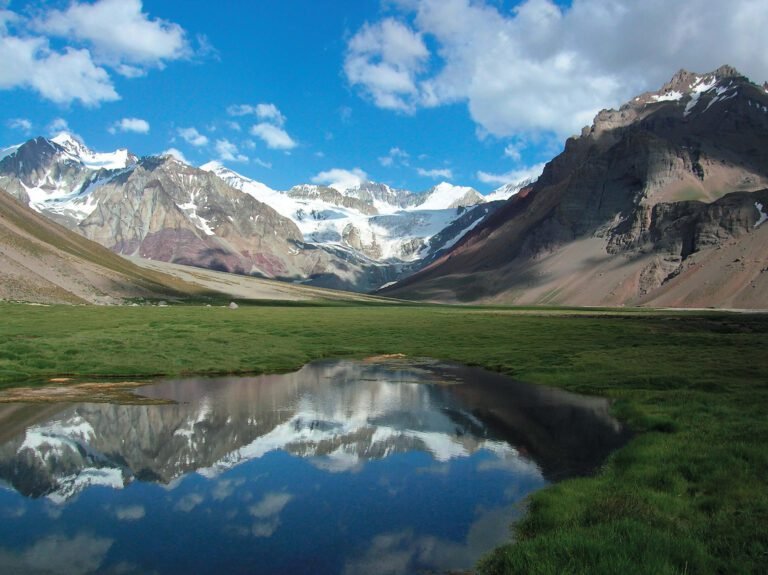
1,0,767,193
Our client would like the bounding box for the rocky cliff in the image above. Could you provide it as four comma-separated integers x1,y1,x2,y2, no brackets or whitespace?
383,66,768,308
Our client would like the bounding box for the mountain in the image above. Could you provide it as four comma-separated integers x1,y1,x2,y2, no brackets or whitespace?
382,66,768,308
0,137,507,293
0,187,210,304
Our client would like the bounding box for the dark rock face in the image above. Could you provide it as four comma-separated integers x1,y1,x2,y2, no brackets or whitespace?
385,67,768,307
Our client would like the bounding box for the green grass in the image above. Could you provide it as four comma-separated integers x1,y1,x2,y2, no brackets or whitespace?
0,302,766,573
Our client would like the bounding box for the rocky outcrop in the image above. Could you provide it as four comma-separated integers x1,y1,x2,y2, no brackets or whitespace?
383,67,768,308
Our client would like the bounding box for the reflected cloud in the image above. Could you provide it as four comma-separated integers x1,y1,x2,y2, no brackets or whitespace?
248,491,293,538
114,505,145,521
344,503,523,575
212,477,246,501
174,493,204,513
249,492,293,518
0,534,112,575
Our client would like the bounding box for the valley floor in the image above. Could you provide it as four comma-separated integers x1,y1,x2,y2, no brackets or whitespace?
0,303,766,574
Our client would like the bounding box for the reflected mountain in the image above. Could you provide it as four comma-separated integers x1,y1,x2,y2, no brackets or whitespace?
0,359,628,502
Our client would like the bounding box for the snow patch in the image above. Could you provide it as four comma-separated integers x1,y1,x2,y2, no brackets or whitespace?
684,76,718,117
651,90,683,102
755,202,768,227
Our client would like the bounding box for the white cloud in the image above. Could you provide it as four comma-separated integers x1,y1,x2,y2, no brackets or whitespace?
503,143,522,163
255,103,286,126
0,0,191,105
162,147,189,163
254,158,272,169
378,146,410,167
48,118,69,133
347,0,768,138
250,123,297,150
0,32,118,105
477,162,546,186
227,104,255,116
312,167,368,192
417,167,453,179
215,138,248,162
108,117,150,134
7,117,31,133
227,103,286,126
344,18,430,112
178,127,208,147
36,0,189,67
226,121,242,132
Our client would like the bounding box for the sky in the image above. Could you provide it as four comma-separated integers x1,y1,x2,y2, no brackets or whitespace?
1,0,767,193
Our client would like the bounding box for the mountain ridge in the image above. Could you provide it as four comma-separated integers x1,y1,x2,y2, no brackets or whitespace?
382,66,768,308
1,137,521,291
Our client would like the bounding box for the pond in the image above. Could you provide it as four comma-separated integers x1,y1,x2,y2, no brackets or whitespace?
0,358,629,574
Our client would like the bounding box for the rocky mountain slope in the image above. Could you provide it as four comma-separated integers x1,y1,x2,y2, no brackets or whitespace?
0,188,209,304
383,66,768,308
0,136,510,292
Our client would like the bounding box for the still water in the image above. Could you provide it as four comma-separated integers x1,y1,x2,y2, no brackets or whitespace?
0,358,628,574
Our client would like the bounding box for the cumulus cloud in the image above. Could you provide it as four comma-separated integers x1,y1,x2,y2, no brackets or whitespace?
0,1,191,105
417,167,453,179
476,162,546,186
250,123,297,150
312,167,368,192
215,138,248,162
0,32,118,105
178,127,208,147
108,117,150,134
7,117,32,133
255,103,286,126
346,0,768,138
35,0,189,67
344,18,430,112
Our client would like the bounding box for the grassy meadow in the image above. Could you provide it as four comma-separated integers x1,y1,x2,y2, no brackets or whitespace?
0,301,766,574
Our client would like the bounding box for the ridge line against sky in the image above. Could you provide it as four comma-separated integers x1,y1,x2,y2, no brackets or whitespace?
1,0,767,193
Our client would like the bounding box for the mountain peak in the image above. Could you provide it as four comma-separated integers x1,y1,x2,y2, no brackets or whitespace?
51,132,91,156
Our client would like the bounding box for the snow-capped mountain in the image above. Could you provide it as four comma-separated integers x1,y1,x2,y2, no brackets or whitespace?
0,134,527,291
201,162,498,266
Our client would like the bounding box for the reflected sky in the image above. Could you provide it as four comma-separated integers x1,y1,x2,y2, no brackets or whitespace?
0,358,628,574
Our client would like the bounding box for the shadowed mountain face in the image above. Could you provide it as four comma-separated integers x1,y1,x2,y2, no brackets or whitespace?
383,66,768,307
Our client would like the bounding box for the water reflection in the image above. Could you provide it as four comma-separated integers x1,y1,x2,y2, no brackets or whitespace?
0,359,628,574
